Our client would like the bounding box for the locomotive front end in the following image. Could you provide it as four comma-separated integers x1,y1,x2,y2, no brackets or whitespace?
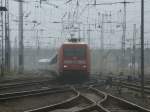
59,43,90,79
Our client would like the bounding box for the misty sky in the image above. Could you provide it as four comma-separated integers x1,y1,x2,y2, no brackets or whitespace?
9,0,150,49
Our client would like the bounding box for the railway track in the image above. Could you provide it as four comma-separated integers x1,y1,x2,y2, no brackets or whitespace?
78,87,105,103
25,86,106,112
0,79,59,94
0,86,71,101
101,94,150,112
0,86,77,112
76,87,108,112
0,76,53,85
145,81,150,85
120,82,150,94
0,75,103,95
0,78,149,112
26,95,94,112
23,86,150,112
0,76,98,94
0,79,52,87
93,87,150,112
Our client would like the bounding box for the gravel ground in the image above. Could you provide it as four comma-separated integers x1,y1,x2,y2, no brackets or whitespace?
0,91,76,112
94,85,150,110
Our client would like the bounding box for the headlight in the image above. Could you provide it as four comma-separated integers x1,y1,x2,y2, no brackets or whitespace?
64,65,68,68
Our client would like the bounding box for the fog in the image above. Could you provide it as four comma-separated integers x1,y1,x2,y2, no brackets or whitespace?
9,0,150,49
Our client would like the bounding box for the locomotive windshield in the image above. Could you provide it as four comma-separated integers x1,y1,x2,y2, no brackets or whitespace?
63,48,86,58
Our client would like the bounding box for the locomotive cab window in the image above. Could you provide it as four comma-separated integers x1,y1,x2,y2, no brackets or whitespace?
63,48,86,58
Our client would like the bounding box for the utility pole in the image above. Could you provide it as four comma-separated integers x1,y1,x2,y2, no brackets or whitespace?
141,0,144,99
99,13,104,75
82,25,85,41
36,29,40,56
122,0,126,65
101,14,104,52
0,1,4,76
0,1,7,76
5,0,10,71
98,12,100,48
78,23,81,40
121,0,127,74
14,37,17,71
87,0,90,45
18,0,24,73
132,24,136,78
87,24,91,45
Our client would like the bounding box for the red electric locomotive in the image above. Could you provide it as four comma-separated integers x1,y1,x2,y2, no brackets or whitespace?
58,39,90,79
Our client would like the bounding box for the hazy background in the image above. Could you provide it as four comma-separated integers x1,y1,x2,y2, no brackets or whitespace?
8,0,150,76
9,0,150,49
